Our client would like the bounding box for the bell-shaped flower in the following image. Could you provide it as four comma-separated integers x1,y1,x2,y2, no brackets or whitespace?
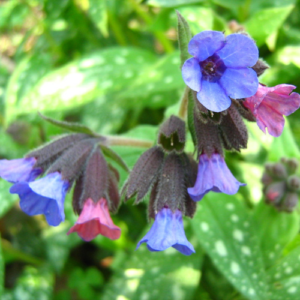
244,84,300,137
182,31,259,112
0,157,42,183
188,154,245,201
136,208,195,255
10,172,69,226
67,198,120,241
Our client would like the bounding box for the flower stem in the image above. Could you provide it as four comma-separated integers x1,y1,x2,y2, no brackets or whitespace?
178,87,189,119
106,136,153,148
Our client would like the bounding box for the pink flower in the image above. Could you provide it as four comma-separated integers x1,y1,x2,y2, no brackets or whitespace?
244,84,300,137
67,198,121,241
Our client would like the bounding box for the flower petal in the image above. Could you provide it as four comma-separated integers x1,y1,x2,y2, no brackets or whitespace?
10,172,68,226
262,84,300,116
67,198,121,241
188,31,225,61
216,34,258,67
188,154,245,201
136,208,195,255
197,80,231,112
219,68,258,99
182,57,201,92
256,103,285,137
0,157,42,183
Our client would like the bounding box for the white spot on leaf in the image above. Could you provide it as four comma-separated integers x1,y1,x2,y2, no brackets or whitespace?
231,262,240,274
215,240,227,257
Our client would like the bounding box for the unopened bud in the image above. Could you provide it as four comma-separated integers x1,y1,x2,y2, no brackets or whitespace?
286,158,299,174
251,59,269,77
158,115,185,153
287,175,300,192
272,163,287,179
261,172,273,186
283,193,298,213
265,163,274,174
265,181,286,204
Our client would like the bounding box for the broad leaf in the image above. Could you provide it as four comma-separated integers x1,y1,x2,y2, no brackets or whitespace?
6,48,156,121
191,193,269,300
267,245,300,300
254,202,300,268
118,51,184,99
245,5,294,46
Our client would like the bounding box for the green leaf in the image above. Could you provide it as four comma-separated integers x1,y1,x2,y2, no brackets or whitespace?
88,0,108,36
176,11,192,68
38,113,98,136
102,239,203,300
0,238,3,298
5,266,54,300
0,180,17,218
191,193,269,300
245,5,294,46
147,0,203,7
254,202,300,268
268,120,300,161
6,48,156,121
118,51,184,99
5,54,52,125
178,7,214,35
267,245,300,300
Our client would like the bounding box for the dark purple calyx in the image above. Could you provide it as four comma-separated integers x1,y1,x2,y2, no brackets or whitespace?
200,54,226,82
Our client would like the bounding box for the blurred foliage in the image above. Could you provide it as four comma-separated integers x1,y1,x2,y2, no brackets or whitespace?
0,0,300,299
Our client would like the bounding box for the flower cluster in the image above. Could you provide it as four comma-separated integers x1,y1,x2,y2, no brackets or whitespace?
124,116,197,255
1,17,300,256
262,158,300,212
0,133,121,241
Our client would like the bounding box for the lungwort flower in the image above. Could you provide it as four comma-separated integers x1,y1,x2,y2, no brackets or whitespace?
10,172,69,226
244,84,300,137
137,208,195,255
182,31,259,112
0,157,42,183
68,198,121,241
188,153,245,201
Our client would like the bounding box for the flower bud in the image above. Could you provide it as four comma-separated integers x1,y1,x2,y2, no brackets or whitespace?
286,158,299,174
272,163,287,179
283,193,298,212
287,175,300,192
158,115,185,153
265,181,286,204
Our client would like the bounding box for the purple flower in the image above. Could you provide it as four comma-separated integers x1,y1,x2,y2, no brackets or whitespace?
0,157,42,183
136,208,195,255
10,172,69,226
188,153,245,201
182,31,259,112
244,84,300,137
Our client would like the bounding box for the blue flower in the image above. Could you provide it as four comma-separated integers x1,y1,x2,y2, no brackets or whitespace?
182,31,259,112
188,154,245,201
0,157,42,183
136,208,195,255
10,172,69,226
